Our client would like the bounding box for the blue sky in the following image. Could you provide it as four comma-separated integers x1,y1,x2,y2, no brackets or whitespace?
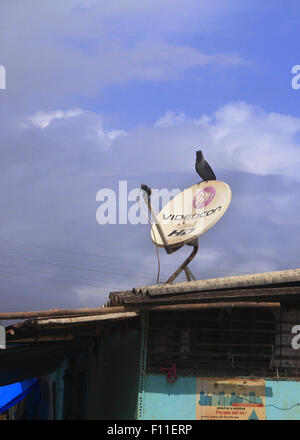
88,0,300,127
0,0,299,313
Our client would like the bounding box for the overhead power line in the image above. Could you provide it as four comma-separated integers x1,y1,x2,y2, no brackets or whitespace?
0,237,245,275
0,252,157,282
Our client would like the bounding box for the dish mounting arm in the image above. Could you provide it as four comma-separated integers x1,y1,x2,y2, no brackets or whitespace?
140,184,198,283
165,239,198,284
141,184,175,254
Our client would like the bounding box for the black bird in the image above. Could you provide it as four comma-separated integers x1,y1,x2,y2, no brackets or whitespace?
195,150,216,181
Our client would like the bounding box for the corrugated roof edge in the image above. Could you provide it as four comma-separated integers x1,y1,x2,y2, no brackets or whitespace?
108,268,300,300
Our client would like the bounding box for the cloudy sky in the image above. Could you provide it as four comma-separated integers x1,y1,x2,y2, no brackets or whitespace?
0,0,299,313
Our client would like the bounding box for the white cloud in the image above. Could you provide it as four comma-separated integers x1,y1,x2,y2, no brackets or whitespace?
207,102,300,177
20,108,128,153
0,1,247,111
105,129,127,140
26,108,84,129
19,101,300,180
149,102,300,179
96,122,127,148
154,111,186,128
124,41,245,82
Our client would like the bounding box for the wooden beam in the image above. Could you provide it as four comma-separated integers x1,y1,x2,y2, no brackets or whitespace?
135,302,280,311
8,335,74,343
0,306,129,320
1,302,281,323
32,312,139,326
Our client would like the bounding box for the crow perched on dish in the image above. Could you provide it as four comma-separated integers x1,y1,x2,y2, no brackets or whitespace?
195,150,216,181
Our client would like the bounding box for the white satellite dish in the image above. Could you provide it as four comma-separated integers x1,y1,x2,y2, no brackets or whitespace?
151,180,231,248
141,180,231,284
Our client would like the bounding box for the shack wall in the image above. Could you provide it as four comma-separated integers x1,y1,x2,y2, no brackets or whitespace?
136,310,300,420
50,322,141,420
138,374,300,420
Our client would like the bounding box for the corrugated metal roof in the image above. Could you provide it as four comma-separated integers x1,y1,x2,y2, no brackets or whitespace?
133,268,300,296
0,312,140,386
109,268,300,305
0,268,299,386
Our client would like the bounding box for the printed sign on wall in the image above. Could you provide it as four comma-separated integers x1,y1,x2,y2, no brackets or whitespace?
196,378,266,420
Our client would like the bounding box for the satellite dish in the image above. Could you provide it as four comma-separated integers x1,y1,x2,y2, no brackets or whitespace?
151,180,231,249
140,179,231,284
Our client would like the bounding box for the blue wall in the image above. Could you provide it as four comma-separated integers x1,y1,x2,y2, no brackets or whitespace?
48,359,69,420
139,375,196,420
265,380,300,420
139,374,300,420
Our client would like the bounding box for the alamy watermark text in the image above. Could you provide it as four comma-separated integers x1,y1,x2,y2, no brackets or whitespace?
0,65,6,90
291,65,300,90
